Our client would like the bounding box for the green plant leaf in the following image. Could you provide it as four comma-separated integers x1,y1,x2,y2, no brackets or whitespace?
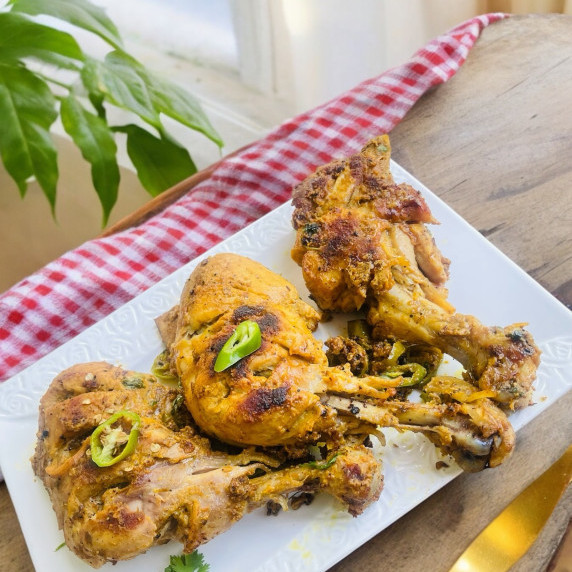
116,124,197,197
81,54,161,130
0,12,84,69
60,91,120,225
0,62,58,209
1,0,222,223
9,0,124,50
88,90,106,119
83,51,222,147
144,72,223,148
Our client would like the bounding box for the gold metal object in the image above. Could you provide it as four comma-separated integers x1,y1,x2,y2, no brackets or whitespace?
449,444,572,572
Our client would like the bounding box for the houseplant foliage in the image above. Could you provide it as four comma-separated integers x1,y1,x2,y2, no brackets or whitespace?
0,0,223,224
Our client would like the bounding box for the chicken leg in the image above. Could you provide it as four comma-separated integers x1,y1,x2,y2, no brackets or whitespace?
291,135,541,410
171,253,515,470
33,362,382,567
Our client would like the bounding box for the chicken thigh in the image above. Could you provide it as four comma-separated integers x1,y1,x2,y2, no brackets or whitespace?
33,362,382,567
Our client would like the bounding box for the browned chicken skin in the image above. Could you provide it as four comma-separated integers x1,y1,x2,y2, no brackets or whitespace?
33,362,382,567
291,135,540,410
173,254,381,449
172,253,515,471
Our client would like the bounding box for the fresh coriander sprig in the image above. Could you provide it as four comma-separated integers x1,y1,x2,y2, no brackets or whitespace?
0,0,222,224
165,551,210,572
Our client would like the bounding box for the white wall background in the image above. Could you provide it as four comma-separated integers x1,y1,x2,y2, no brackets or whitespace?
98,0,490,116
98,0,572,121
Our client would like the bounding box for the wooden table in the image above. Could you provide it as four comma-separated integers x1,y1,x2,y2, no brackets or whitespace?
1,13,571,572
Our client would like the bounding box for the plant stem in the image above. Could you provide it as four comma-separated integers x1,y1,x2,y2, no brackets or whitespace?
35,71,72,91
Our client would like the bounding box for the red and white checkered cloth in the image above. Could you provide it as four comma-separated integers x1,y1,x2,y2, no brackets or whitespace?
0,14,506,383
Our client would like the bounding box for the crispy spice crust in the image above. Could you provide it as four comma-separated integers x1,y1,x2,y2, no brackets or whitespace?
292,135,436,230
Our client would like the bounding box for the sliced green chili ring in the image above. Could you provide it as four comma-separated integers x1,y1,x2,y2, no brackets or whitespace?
347,319,372,348
387,340,406,366
214,320,262,372
90,410,141,467
383,363,427,387
402,344,443,384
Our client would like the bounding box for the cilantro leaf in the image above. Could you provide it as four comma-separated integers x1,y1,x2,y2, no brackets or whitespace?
165,551,210,572
302,453,339,470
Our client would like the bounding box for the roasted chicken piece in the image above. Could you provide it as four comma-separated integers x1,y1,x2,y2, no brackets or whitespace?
291,135,540,409
33,362,382,567
291,135,449,313
325,376,515,472
170,253,515,471
172,254,379,450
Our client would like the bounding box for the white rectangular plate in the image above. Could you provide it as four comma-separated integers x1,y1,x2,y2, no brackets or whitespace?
1,161,571,572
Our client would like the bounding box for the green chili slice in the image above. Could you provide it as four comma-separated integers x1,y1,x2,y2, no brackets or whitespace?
383,363,428,387
347,319,372,349
402,344,443,384
151,350,179,384
387,340,406,366
214,320,262,372
303,453,339,470
90,410,141,467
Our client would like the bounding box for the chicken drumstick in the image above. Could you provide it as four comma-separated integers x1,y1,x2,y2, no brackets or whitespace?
33,362,382,567
291,135,540,410
171,253,514,471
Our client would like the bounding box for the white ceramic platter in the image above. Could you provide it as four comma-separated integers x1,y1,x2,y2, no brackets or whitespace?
1,161,571,572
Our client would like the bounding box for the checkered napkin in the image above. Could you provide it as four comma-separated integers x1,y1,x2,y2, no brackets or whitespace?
0,13,506,385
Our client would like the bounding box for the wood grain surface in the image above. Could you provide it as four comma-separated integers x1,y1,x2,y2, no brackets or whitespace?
1,14,571,572
330,13,572,572
389,14,572,312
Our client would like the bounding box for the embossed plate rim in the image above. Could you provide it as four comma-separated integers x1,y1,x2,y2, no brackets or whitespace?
1,160,571,572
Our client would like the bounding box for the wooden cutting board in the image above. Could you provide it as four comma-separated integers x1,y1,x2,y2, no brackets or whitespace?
330,13,572,572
